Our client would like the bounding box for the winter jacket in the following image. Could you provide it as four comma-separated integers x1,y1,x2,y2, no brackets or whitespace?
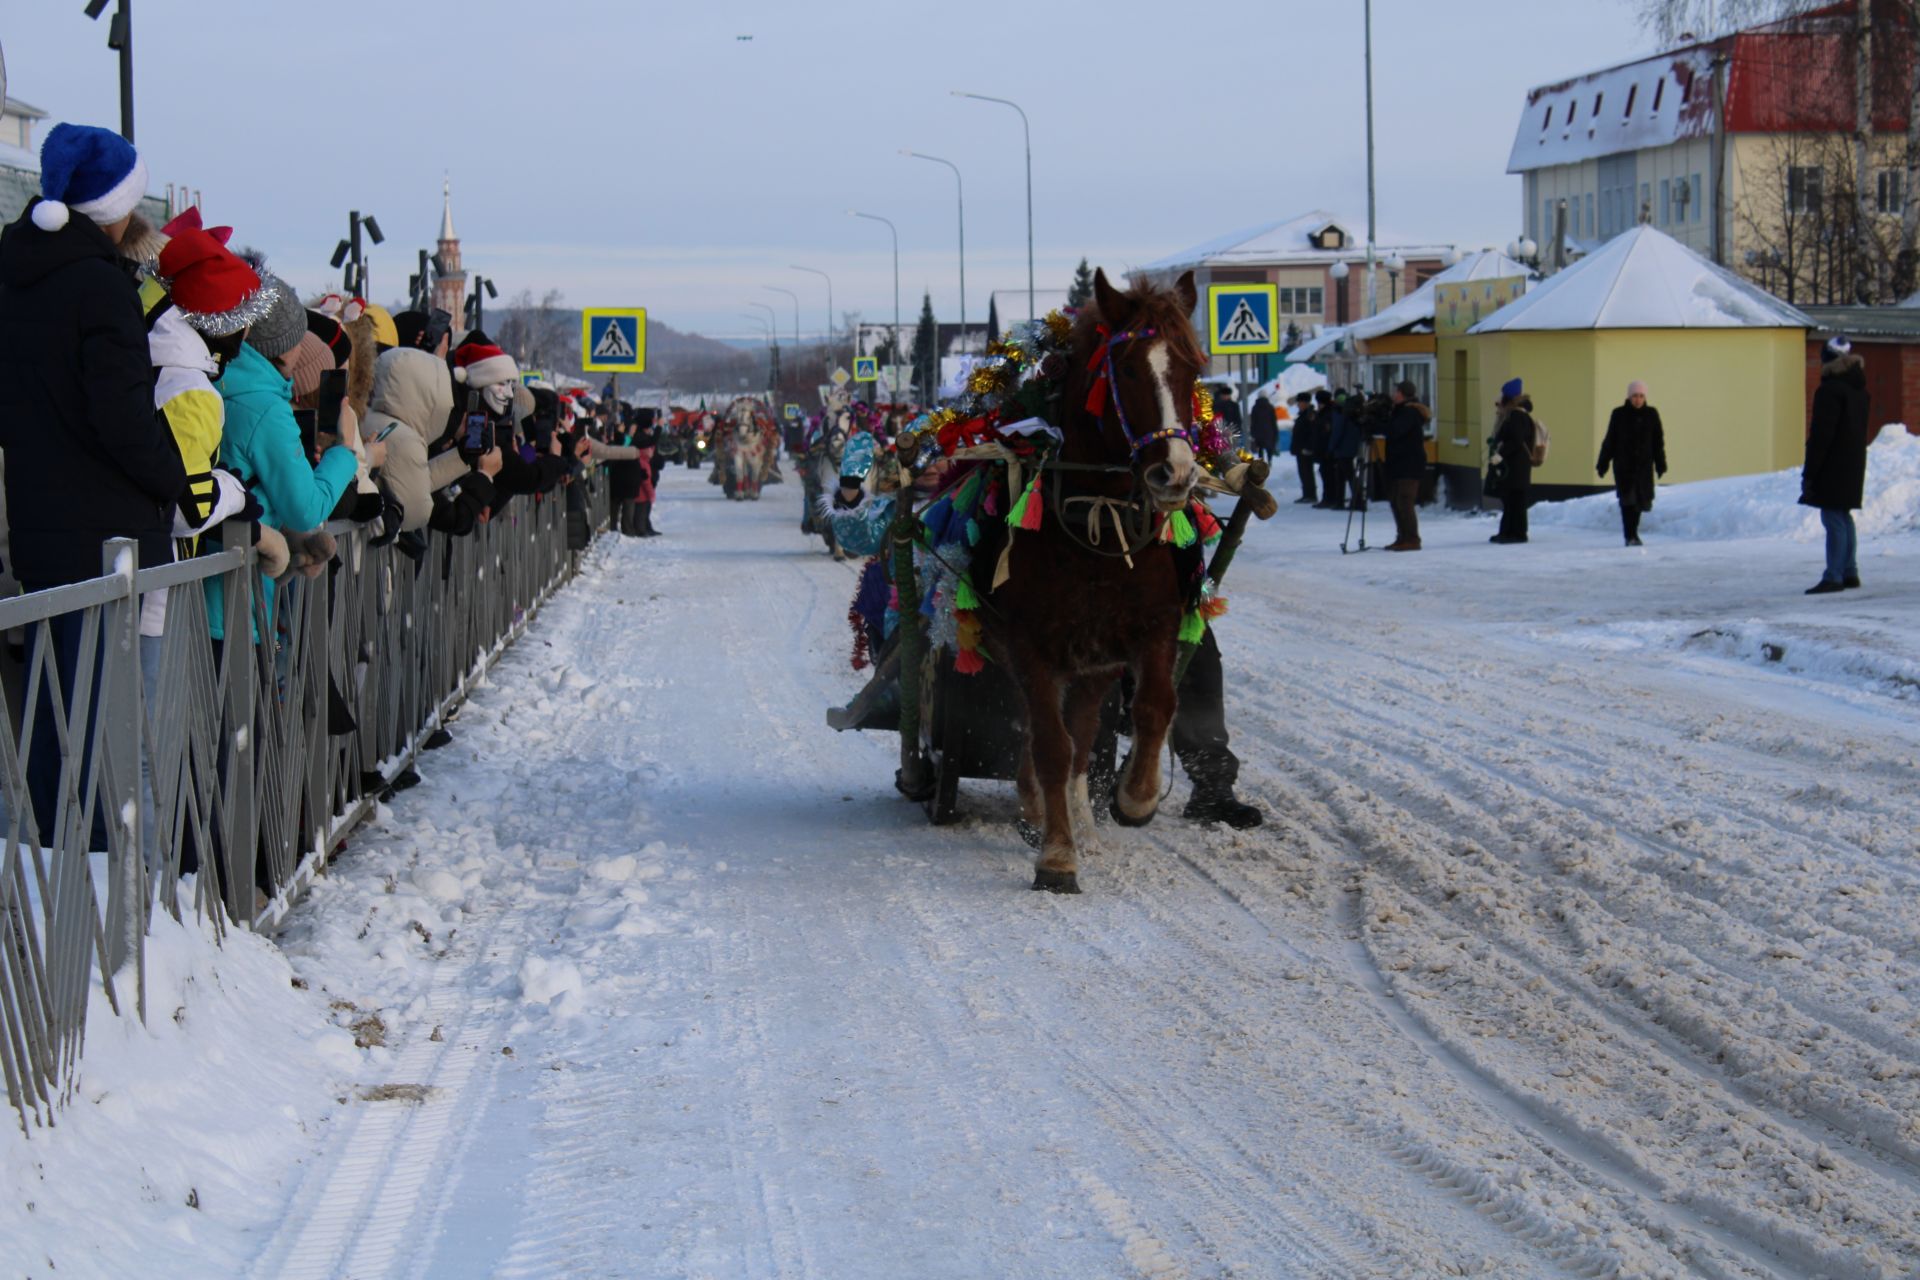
207,341,358,639
1248,398,1279,452
1597,401,1667,510
0,201,187,587
1490,400,1537,495
1382,401,1430,481
363,348,455,533
1801,353,1869,511
1290,406,1320,457
219,342,358,532
1326,403,1361,460
606,429,646,504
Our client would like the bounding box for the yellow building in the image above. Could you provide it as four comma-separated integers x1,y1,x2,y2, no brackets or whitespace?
1440,225,1809,506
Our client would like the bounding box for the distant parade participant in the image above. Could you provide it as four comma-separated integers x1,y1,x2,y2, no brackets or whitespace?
1596,379,1667,547
1248,391,1278,463
1801,336,1870,594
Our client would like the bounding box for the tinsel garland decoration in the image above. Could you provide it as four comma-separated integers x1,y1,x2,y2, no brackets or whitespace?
848,601,871,671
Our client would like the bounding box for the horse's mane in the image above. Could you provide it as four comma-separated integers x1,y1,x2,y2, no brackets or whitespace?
1068,275,1207,376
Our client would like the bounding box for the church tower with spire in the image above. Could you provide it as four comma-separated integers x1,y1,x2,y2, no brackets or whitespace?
433,178,467,326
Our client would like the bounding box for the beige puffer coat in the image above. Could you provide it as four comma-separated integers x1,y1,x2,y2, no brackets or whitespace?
363,348,455,532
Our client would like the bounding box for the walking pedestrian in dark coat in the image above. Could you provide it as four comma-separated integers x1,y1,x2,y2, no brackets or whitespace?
1596,380,1667,546
1382,381,1429,551
1489,377,1536,544
1248,393,1278,463
1801,336,1870,593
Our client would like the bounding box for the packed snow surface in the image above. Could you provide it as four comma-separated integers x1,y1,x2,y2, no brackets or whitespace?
4,460,1918,1278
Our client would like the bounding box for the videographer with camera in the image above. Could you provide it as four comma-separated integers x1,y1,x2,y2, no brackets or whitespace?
1382,380,1430,552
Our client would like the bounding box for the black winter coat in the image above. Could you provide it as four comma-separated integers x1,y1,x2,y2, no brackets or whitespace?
1382,401,1430,481
1490,402,1536,495
1597,402,1666,509
1248,398,1279,452
1801,354,1869,510
0,202,187,586
1289,407,1318,456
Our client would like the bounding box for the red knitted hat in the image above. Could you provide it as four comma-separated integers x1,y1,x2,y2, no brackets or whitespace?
157,208,267,336
452,341,517,388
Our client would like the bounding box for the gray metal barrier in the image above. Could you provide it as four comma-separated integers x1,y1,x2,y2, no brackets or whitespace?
0,472,611,1132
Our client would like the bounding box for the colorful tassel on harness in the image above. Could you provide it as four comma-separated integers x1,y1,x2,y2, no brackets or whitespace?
1006,474,1044,531
954,575,980,611
954,608,986,674
1167,508,1197,548
953,644,986,675
1193,504,1223,545
1177,609,1207,644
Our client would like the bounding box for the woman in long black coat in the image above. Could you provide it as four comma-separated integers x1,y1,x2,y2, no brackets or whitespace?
1801,337,1870,593
1596,380,1668,546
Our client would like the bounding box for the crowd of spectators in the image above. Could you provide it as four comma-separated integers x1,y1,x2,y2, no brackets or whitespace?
0,124,659,892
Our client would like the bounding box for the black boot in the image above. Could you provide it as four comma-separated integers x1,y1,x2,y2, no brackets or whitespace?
641,501,661,536
1183,781,1263,829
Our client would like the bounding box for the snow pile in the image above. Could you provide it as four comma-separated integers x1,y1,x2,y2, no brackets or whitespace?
0,904,356,1277
1531,427,1920,541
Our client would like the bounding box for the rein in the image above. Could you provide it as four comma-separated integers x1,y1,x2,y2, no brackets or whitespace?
1043,461,1160,566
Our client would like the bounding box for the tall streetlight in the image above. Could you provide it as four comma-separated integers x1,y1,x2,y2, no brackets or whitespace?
762,284,801,352
465,273,497,333
329,210,385,298
848,210,900,396
952,92,1032,321
82,0,135,143
791,264,834,372
903,150,966,339
1363,0,1379,319
747,301,780,397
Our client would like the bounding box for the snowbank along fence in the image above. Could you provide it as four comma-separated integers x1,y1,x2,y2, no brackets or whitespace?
0,476,612,1132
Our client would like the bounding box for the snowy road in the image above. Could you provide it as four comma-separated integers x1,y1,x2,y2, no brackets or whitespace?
159,462,1920,1277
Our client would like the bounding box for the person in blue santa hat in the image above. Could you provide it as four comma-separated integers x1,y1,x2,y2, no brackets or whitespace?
0,123,191,831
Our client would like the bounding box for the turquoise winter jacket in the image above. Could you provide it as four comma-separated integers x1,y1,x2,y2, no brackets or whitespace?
206,342,358,638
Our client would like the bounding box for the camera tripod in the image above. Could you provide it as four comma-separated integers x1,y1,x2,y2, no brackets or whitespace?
1341,450,1374,554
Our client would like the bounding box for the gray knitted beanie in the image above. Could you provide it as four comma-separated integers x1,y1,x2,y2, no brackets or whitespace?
246,276,307,360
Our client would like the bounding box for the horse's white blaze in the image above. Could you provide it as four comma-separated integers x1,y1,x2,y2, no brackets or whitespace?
1143,343,1198,502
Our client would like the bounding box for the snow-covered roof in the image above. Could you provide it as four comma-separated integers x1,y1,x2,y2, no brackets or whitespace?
1285,327,1348,364
1468,226,1809,333
1144,209,1451,272
1508,42,1720,173
0,140,35,172
2,98,48,121
1344,249,1534,343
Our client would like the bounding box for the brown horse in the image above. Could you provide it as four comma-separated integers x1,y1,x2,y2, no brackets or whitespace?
981,268,1204,893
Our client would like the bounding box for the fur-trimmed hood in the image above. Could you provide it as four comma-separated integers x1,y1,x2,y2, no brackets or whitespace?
1821,351,1866,383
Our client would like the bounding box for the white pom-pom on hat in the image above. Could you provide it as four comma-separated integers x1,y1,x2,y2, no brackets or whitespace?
453,366,469,383
32,201,71,232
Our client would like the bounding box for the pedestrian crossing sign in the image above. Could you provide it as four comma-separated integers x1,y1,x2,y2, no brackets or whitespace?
852,356,879,383
784,403,802,420
581,308,647,372
1207,284,1280,355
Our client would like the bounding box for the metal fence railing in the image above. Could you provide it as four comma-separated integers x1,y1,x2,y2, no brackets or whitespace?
0,473,611,1132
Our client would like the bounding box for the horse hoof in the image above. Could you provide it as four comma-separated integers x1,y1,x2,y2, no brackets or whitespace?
1031,868,1081,894
1109,793,1156,828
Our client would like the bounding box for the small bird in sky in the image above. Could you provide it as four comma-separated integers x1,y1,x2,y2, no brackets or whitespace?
736,34,753,41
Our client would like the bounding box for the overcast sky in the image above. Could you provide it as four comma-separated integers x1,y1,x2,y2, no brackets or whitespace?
6,1,1655,340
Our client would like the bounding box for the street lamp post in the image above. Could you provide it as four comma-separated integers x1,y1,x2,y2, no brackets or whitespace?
762,285,801,352
330,210,385,299
791,265,834,373
1363,0,1379,319
849,210,900,397
82,0,135,143
903,150,967,341
1385,253,1405,304
748,301,780,397
465,274,497,333
952,92,1032,321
